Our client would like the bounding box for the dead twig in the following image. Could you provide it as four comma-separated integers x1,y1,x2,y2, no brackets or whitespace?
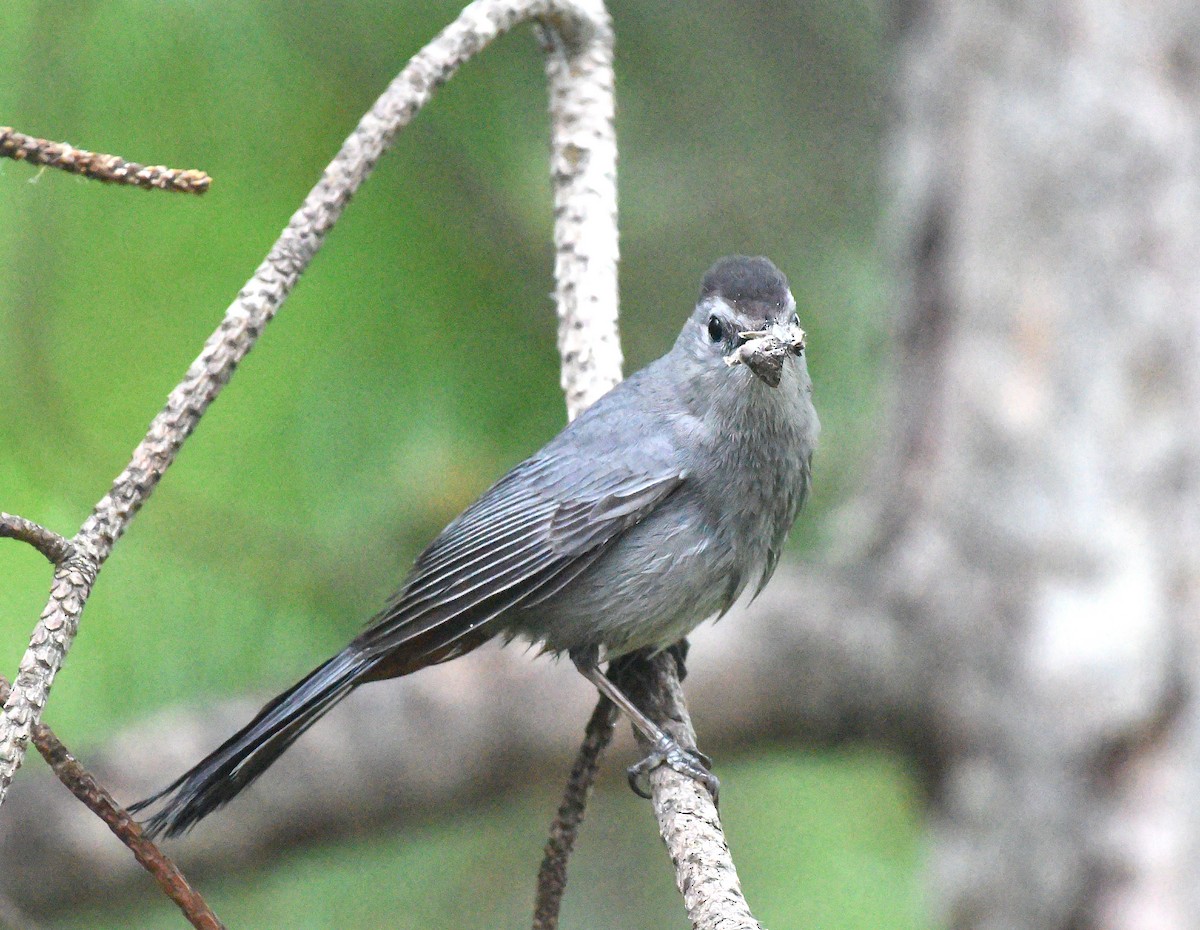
0,678,223,930
0,126,211,194
532,696,617,930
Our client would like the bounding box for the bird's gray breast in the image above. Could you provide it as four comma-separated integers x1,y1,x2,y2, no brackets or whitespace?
512,357,816,659
688,360,817,609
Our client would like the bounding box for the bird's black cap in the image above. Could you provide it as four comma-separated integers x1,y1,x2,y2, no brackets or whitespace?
700,256,790,308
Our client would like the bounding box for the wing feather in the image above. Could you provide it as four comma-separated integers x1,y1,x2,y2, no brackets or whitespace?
357,460,685,660
401,501,558,602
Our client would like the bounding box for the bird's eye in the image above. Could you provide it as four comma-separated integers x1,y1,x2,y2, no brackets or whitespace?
707,315,723,343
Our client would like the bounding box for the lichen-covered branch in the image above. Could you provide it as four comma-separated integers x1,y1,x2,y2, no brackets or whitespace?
539,9,622,417
614,652,762,930
0,549,99,801
0,126,211,194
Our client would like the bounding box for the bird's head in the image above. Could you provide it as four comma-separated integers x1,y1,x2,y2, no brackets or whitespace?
684,256,806,388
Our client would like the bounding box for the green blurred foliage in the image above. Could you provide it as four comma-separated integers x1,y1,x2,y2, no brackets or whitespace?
0,0,916,926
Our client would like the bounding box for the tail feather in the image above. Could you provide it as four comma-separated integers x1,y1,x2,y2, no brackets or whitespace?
131,648,370,838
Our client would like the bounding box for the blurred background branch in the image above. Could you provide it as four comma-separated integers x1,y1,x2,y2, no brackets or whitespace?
0,571,911,912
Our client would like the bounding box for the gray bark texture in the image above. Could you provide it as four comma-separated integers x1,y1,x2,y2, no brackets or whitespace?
883,1,1200,926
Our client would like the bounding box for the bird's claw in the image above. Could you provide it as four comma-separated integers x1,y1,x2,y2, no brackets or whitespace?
626,735,719,806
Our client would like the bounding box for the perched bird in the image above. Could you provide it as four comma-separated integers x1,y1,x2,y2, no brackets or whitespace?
132,255,819,838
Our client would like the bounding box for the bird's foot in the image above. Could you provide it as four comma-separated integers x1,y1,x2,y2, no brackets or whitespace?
626,735,719,806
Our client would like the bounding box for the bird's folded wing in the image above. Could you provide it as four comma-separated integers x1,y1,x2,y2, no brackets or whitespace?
356,459,685,660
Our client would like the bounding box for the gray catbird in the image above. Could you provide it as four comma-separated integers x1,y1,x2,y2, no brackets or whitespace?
132,255,818,838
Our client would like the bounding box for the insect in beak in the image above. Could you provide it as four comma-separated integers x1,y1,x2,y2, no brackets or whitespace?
724,321,805,388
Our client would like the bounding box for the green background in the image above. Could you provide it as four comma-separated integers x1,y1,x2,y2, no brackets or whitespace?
0,1,920,927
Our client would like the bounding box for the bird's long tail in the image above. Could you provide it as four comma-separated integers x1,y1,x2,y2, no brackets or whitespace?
130,647,372,839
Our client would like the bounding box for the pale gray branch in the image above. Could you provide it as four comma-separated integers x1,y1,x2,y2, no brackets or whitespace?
616,652,762,930
539,9,622,417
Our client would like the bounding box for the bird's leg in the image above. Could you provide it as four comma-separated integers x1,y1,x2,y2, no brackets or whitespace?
571,647,718,804
665,637,689,681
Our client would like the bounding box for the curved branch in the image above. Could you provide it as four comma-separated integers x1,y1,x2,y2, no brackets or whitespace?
0,514,72,565
0,0,618,809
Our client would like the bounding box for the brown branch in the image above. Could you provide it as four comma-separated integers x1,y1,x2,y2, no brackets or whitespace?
532,696,617,930
0,514,73,565
0,678,222,930
0,127,210,194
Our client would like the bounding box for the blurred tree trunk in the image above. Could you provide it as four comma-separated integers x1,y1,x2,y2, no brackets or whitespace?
882,0,1200,926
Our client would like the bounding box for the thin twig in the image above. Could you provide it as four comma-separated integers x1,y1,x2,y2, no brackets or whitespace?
0,514,73,565
0,678,223,930
532,696,617,930
0,0,618,807
614,653,763,930
0,127,210,194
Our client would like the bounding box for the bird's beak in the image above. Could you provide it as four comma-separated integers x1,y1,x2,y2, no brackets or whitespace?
723,319,806,388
